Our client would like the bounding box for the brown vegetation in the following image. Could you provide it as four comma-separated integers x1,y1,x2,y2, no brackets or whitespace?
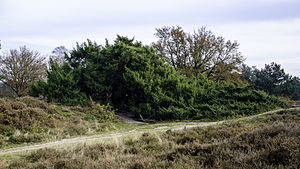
3,109,300,169
0,96,116,147
0,46,47,97
291,100,300,107
153,26,244,83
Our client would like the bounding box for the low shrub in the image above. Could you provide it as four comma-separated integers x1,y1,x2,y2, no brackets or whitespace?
5,160,29,169
0,98,57,134
64,123,88,136
83,114,95,121
16,96,48,109
0,97,117,145
0,134,4,147
56,105,74,117
90,101,115,122
5,109,299,169
27,148,65,163
9,130,43,144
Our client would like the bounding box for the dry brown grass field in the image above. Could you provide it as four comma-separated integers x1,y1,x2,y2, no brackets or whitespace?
1,105,299,168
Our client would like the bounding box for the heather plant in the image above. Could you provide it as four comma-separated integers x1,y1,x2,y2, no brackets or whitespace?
0,97,116,146
90,100,115,122
0,135,4,148
4,109,300,169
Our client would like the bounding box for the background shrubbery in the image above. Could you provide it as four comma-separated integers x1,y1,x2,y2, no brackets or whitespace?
30,36,287,120
241,62,300,100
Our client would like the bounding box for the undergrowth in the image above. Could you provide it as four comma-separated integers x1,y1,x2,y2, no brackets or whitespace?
0,96,116,148
3,109,300,169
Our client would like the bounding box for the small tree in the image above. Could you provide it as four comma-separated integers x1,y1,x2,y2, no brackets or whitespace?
152,26,244,83
0,46,46,97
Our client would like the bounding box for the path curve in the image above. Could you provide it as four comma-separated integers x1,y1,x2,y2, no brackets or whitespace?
0,108,298,155
115,114,147,124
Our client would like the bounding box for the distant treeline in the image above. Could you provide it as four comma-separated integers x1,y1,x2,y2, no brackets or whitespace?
241,63,300,100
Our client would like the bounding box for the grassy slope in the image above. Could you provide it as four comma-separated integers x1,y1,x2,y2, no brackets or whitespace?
1,109,299,169
0,97,117,149
0,109,285,156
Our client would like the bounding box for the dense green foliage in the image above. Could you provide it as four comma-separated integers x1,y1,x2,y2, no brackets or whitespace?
290,77,300,100
31,36,286,120
241,62,300,100
30,61,86,105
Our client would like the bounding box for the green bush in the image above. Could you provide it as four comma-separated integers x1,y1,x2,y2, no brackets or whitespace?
30,36,287,120
83,114,95,121
90,101,115,122
30,61,87,105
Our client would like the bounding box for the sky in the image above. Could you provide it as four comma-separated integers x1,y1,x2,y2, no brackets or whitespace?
0,0,300,76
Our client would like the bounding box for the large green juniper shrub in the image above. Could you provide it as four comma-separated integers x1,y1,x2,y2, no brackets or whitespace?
30,61,87,105
30,36,287,120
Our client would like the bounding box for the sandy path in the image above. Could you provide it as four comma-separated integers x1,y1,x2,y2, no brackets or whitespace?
115,114,148,124
172,108,294,131
0,108,298,156
0,129,138,156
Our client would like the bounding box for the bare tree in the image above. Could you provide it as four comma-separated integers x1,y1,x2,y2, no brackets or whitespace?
152,26,244,83
50,46,69,66
0,46,47,97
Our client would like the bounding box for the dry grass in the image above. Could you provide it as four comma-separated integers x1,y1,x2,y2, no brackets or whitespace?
0,96,116,148
289,100,300,107
2,109,300,169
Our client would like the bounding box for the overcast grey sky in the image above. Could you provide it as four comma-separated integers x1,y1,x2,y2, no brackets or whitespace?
1,0,300,76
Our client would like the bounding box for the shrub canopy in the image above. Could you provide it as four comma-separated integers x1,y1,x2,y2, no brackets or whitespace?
30,36,287,120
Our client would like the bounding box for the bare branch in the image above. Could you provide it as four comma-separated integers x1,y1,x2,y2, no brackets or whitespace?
0,46,47,97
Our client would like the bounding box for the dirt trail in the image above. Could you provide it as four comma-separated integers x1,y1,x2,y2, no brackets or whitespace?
115,113,148,124
0,108,298,156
